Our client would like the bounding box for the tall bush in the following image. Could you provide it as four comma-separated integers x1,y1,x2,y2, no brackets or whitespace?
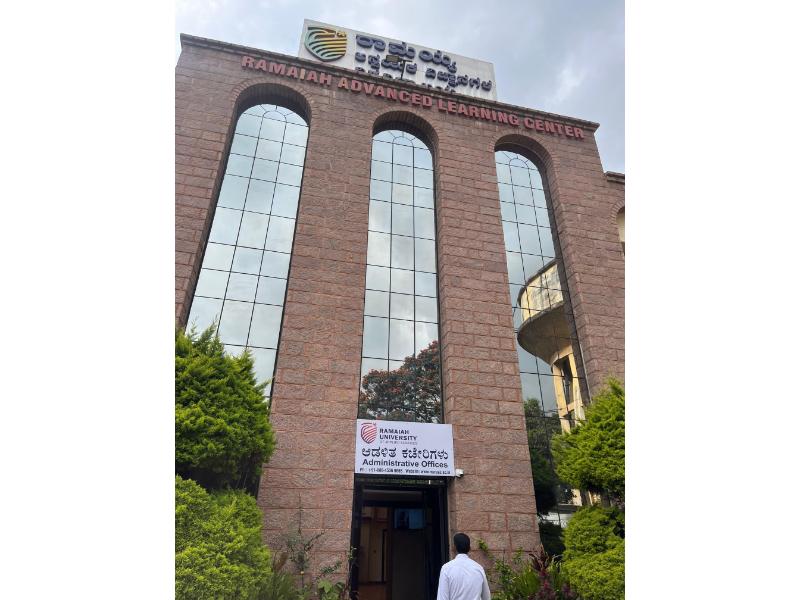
562,506,624,600
176,326,276,491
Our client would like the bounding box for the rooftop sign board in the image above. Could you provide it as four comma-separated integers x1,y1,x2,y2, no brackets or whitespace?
298,19,497,100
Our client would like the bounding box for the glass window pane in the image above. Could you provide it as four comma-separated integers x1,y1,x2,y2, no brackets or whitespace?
195,269,229,299
244,179,274,214
249,303,283,348
390,293,414,320
415,296,438,323
518,224,542,255
392,204,413,237
510,165,529,186
231,133,257,157
256,276,287,305
502,221,520,252
218,300,253,345
498,183,514,204
414,148,432,170
515,204,536,225
539,374,558,413
209,208,242,245
277,163,303,186
499,201,516,222
259,119,285,142
232,247,263,275
280,143,306,166
271,184,300,218
202,243,234,271
529,168,544,189
496,164,511,184
366,265,390,291
516,342,539,374
392,183,413,205
265,217,295,252
506,252,524,285
513,185,533,206
539,228,555,257
251,158,278,182
218,175,249,210
532,188,547,208
535,207,551,229
372,140,392,162
393,164,413,185
362,316,389,359
391,235,414,270
237,212,270,249
370,178,391,201
414,187,433,208
522,254,545,279
283,123,308,147
369,201,391,233
226,154,253,177
415,272,437,297
235,113,261,137
389,319,414,360
521,372,543,405
414,207,435,239
393,143,413,166
415,238,436,273
367,231,391,267
371,160,392,182
364,290,390,317
390,268,414,294
361,358,388,381
414,168,433,189
414,321,438,354
187,297,223,333
249,348,277,392
226,273,258,302
260,251,290,278
256,138,282,161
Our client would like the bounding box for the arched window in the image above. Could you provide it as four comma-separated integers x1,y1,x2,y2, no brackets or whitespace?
186,104,309,399
495,149,587,523
617,207,625,254
358,129,441,424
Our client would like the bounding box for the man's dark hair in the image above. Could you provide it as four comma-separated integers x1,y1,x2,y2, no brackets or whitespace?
453,532,470,554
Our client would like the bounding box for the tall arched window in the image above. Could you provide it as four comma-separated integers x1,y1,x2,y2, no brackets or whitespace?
495,149,586,525
186,104,309,399
358,129,441,424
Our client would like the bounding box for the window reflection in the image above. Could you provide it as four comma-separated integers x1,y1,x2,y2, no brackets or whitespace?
359,129,441,423
187,103,308,401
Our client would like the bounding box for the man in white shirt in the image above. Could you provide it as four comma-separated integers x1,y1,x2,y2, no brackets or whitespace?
436,532,492,600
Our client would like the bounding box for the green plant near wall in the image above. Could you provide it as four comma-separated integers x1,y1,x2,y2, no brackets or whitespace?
175,326,276,492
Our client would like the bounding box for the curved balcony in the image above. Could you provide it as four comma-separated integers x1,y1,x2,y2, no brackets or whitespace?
516,260,571,363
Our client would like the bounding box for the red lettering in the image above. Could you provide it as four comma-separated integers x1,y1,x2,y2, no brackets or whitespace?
254,59,268,72
574,127,585,139
350,80,363,93
386,88,398,101
269,63,286,75
319,73,332,86
398,90,411,103
422,95,432,107
534,119,545,132
544,121,557,134
447,101,458,113
411,93,422,106
564,125,574,137
373,86,385,98
496,112,509,124
242,56,255,68
364,83,375,95
305,71,318,83
469,106,481,119
286,66,299,79
508,114,520,126
337,77,349,89
523,117,535,129
437,99,448,111
555,123,564,134
479,108,493,120
457,103,469,116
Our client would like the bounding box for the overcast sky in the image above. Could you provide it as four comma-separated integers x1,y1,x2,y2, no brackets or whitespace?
176,0,624,173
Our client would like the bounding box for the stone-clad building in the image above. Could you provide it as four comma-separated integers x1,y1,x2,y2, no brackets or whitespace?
176,27,623,600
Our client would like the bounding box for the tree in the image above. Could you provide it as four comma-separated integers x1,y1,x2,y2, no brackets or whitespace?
175,475,271,600
176,326,276,492
524,398,564,515
551,379,624,502
562,506,624,600
358,340,442,423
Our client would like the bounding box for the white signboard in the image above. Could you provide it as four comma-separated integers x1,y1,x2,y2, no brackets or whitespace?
299,19,497,100
355,419,455,477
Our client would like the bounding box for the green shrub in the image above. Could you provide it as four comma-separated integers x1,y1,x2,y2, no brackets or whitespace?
176,326,276,491
538,520,566,557
176,475,271,600
562,507,624,600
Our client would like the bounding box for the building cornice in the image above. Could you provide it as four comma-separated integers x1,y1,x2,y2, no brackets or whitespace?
179,33,601,133
605,171,625,184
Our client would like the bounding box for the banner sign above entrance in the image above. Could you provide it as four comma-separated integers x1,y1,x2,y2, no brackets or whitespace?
355,419,455,477
298,19,497,100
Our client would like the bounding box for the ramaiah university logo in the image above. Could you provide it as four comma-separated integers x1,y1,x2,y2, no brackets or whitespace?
304,26,347,62
360,422,378,444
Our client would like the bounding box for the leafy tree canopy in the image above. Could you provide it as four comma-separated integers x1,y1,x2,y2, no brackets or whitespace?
524,398,564,515
562,506,624,600
175,475,271,600
551,379,624,500
358,340,442,423
176,326,275,491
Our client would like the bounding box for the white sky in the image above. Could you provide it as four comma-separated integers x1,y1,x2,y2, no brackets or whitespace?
176,0,624,173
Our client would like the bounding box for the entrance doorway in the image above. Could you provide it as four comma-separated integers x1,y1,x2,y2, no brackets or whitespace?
350,478,448,600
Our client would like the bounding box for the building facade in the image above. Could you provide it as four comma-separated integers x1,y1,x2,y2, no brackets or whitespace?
176,32,624,600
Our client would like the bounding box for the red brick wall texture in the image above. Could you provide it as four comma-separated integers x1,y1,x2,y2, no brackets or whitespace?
175,35,624,572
